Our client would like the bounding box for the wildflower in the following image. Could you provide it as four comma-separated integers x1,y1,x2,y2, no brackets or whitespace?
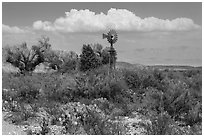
73,121,77,125
59,117,62,121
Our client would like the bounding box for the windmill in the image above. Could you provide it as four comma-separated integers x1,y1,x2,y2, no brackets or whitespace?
102,29,118,70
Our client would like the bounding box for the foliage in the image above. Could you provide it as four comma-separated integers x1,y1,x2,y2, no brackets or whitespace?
2,75,41,103
3,101,36,125
79,44,102,71
72,68,128,101
58,102,125,135
140,111,173,135
79,44,117,72
4,36,51,74
45,50,78,73
91,43,103,56
91,43,117,65
23,102,125,135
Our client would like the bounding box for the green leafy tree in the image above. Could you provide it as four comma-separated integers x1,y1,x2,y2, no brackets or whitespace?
79,44,102,71
4,36,51,74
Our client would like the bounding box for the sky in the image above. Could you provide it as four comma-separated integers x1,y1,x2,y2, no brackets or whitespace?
2,2,202,66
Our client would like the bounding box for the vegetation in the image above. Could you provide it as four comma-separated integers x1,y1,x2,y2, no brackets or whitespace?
45,50,78,73
79,44,102,71
4,36,51,75
2,37,202,135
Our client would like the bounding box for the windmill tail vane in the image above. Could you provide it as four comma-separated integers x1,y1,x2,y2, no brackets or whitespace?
102,33,109,39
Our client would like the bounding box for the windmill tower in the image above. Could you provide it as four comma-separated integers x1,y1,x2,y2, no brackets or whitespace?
102,29,118,70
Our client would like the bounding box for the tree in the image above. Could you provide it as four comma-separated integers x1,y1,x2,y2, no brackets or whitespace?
45,50,78,73
79,44,102,71
4,36,51,74
91,43,103,57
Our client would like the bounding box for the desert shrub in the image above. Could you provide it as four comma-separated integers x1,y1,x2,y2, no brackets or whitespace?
45,50,78,73
140,111,173,135
91,98,114,115
184,101,202,126
183,69,201,78
4,36,51,74
123,68,167,92
59,102,125,135
2,75,41,103
162,79,201,123
39,73,76,103
72,68,128,101
140,87,164,115
123,69,142,90
122,68,168,112
140,76,202,127
38,101,64,125
3,102,36,124
185,73,202,92
141,110,202,135
141,69,166,91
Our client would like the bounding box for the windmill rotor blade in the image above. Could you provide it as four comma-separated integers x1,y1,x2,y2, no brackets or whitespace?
103,29,118,44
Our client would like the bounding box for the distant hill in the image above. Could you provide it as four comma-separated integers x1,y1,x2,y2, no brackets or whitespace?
116,61,145,69
147,65,202,71
116,61,201,71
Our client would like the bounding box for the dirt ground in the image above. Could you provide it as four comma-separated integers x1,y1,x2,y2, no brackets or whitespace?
2,112,26,135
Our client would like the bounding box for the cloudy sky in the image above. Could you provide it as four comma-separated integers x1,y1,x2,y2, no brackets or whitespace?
2,2,202,66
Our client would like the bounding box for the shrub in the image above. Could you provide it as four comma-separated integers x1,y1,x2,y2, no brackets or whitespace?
39,73,76,103
123,68,166,92
59,102,125,135
140,87,163,115
140,111,173,135
4,36,51,74
3,102,36,124
2,75,41,103
123,69,141,90
72,68,128,101
45,50,78,73
91,98,114,115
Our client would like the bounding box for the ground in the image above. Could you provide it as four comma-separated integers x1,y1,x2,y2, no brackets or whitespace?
2,112,26,135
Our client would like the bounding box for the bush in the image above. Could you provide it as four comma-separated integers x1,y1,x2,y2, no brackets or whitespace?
45,50,78,73
140,111,173,135
4,36,51,74
3,102,36,124
39,73,76,103
59,102,125,135
72,68,128,101
2,75,41,103
123,68,166,91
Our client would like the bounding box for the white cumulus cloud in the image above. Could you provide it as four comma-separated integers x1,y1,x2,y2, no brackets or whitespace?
33,20,56,31
2,24,27,33
33,8,200,32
